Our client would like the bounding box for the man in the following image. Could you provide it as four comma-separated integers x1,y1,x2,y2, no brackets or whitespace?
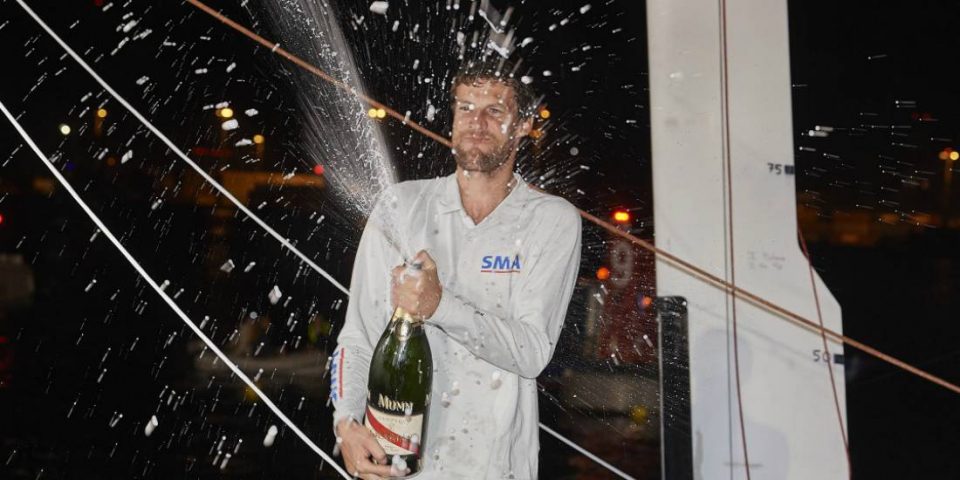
330,61,582,479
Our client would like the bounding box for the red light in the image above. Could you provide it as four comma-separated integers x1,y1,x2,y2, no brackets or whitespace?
613,210,631,223
596,266,611,280
192,147,231,158
0,213,5,225
313,164,325,175
641,296,654,308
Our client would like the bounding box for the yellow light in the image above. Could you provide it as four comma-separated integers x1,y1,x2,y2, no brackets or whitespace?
58,124,71,135
950,151,959,162
219,107,234,119
367,108,377,118
630,405,648,425
376,108,387,119
243,383,259,402
613,210,631,223
96,108,108,118
539,109,551,120
253,134,265,145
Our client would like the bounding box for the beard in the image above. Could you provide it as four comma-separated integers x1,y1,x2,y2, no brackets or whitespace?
453,135,517,173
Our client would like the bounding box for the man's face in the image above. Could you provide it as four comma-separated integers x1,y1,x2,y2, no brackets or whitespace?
451,80,533,173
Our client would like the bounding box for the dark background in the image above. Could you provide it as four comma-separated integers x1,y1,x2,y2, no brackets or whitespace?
0,0,957,478
790,1,960,478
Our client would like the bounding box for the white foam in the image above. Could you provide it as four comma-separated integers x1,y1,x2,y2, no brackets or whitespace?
269,285,283,305
144,415,159,437
263,425,279,447
369,1,388,15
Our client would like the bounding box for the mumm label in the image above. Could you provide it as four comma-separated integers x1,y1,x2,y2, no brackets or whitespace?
377,393,414,413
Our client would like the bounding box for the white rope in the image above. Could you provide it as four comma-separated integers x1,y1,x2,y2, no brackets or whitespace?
11,0,350,297
12,1,636,477
0,98,352,480
539,422,635,480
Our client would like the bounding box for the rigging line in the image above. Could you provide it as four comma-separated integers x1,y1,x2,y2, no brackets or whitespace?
183,0,451,149
584,206,960,397
11,0,350,298
539,423,635,480
852,350,960,388
17,0,960,476
0,98,352,480
180,4,960,477
717,0,751,476
799,232,852,476
184,0,960,400
12,2,631,477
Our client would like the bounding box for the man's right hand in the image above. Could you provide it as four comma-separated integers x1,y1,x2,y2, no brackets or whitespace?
336,418,396,479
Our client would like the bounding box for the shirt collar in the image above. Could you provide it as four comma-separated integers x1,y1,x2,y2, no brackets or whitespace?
437,173,463,214
436,171,529,219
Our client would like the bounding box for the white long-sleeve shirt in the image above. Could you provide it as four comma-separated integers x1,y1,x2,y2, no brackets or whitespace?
330,172,582,479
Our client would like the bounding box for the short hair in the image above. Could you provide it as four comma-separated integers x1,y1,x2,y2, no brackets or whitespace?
450,58,538,120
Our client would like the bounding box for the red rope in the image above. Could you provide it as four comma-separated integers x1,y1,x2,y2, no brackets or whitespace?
799,231,852,477
717,0,752,474
184,0,960,401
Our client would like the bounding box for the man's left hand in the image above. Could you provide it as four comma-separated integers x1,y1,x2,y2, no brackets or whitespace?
391,250,442,319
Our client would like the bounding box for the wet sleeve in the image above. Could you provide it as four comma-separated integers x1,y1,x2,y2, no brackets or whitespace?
330,195,403,430
427,203,582,379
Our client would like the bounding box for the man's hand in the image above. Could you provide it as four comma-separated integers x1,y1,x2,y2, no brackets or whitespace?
336,418,396,479
392,250,442,319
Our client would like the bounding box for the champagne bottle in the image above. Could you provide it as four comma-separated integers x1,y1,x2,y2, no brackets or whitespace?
365,307,433,475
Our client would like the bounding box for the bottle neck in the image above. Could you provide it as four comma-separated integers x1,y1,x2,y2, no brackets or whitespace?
391,307,423,339
391,307,423,325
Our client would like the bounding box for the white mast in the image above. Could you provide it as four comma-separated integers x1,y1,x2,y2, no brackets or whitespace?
648,0,850,478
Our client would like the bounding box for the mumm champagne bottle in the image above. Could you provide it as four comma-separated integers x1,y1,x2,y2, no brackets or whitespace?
365,307,433,475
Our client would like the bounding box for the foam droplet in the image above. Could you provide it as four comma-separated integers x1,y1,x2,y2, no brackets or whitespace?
369,1,389,15
490,371,502,390
144,415,159,437
263,425,279,447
